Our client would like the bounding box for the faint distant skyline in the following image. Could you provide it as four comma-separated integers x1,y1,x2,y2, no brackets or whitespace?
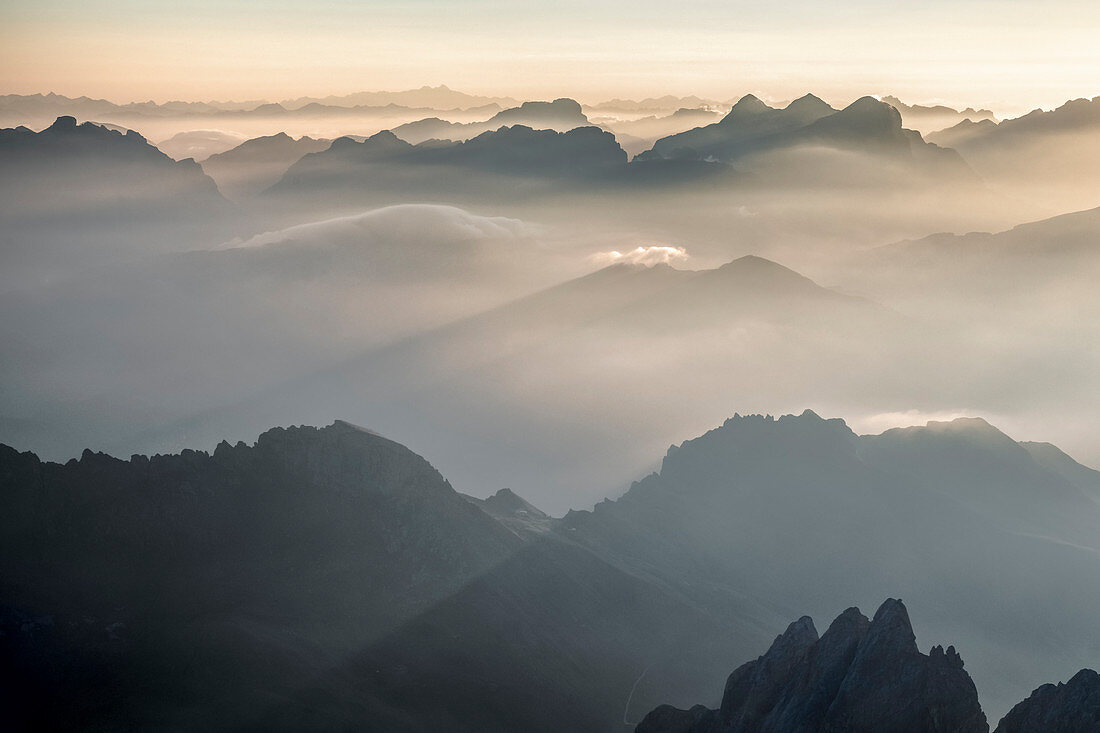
2,0,1098,116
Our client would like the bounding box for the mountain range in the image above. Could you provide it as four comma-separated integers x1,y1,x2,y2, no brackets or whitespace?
266,124,631,204
637,95,968,179
927,95,1100,210
0,116,237,290
880,95,996,135
390,98,591,144
3,411,1098,730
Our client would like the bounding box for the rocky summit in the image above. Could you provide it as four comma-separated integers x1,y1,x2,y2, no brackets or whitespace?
636,598,989,733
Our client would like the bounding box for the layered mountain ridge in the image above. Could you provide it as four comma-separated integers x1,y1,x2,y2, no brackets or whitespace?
3,411,1099,730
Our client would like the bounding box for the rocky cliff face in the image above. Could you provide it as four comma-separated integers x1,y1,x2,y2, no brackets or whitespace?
636,599,989,733
994,668,1100,733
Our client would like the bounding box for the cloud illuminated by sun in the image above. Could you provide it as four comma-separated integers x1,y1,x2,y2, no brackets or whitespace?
589,245,688,267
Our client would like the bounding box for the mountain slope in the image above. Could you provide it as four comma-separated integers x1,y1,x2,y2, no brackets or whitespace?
102,257,899,512
0,423,740,731
560,411,1100,719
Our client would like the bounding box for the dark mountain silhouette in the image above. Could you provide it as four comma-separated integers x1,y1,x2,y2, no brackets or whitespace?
0,422,737,731
638,93,836,161
268,124,629,202
994,669,1100,733
0,116,237,290
4,414,1097,730
637,599,988,733
881,95,996,134
201,131,331,198
392,97,590,144
0,116,228,211
638,95,967,179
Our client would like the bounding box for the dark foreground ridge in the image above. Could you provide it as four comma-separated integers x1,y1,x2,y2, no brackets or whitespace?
636,598,989,733
994,668,1100,733
3,415,1098,731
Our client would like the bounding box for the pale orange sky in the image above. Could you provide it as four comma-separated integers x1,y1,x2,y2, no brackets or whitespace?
2,1,1098,116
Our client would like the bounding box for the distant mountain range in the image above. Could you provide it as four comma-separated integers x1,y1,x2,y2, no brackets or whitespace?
929,95,1100,151
277,84,518,111
926,95,1100,210
262,94,972,206
881,95,996,134
0,116,237,289
3,411,1098,729
267,124,631,203
587,95,725,114
0,87,512,123
391,98,591,144
638,95,968,178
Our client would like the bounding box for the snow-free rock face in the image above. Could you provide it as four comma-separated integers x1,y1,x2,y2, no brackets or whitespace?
994,669,1100,733
636,599,989,733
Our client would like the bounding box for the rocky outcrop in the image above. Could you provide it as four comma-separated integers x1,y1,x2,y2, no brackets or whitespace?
994,669,1100,733
636,599,988,733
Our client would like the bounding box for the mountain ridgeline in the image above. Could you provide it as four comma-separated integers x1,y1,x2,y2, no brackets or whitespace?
0,116,238,290
3,411,1099,731
636,94,967,177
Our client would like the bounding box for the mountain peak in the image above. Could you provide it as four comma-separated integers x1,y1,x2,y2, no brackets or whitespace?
642,599,986,733
786,93,832,113
862,598,918,656
48,115,78,131
840,96,903,125
726,94,771,115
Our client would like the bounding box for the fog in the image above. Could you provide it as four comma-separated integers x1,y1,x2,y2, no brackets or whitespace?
3,84,1100,729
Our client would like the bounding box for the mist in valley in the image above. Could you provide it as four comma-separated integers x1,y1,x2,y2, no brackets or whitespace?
3,2,1100,729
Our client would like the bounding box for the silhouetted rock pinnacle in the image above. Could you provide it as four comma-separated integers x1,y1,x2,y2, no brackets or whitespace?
636,598,989,733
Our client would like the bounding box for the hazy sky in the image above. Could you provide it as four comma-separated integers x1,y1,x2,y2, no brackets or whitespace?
2,0,1098,114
